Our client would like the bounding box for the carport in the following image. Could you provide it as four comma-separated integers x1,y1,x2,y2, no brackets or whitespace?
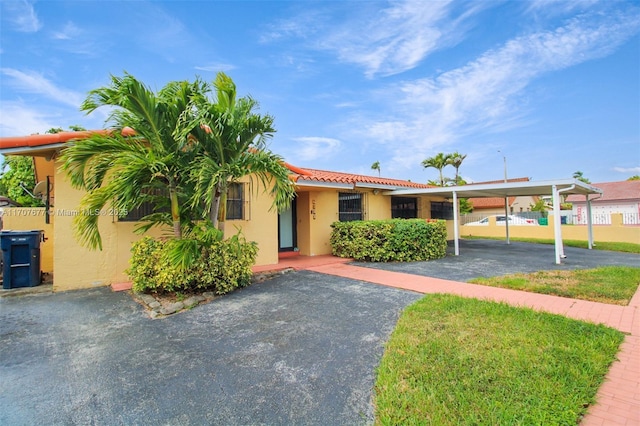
386,179,604,264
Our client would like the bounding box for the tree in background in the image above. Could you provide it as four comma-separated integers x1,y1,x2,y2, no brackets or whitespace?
573,171,591,184
530,198,549,218
371,161,381,176
448,151,467,185
0,156,43,207
627,175,639,181
422,153,452,187
0,127,87,207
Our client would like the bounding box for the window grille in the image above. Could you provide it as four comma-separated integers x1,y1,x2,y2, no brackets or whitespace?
391,197,418,219
226,182,245,220
430,201,454,220
120,188,170,222
339,192,364,221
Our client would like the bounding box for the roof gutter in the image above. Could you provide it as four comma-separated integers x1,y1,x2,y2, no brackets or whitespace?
295,179,354,190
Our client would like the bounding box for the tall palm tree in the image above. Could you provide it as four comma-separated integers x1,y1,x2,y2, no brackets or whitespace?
421,153,452,187
573,170,591,184
371,161,381,176
180,72,295,232
60,74,207,249
448,151,467,185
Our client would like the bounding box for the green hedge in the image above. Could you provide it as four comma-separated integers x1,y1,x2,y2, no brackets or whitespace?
128,235,257,294
330,219,447,262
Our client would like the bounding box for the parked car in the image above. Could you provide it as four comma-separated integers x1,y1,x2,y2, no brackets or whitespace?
464,215,538,226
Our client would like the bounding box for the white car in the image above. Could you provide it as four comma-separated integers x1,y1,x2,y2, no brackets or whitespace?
464,215,538,226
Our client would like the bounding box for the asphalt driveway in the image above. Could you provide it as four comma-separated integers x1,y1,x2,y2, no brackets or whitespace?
1,240,638,425
353,239,640,281
0,271,421,426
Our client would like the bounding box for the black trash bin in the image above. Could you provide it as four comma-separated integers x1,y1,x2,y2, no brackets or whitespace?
1,230,43,289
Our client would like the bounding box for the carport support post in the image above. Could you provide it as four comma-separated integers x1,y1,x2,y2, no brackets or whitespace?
552,184,564,264
586,195,594,250
453,190,460,256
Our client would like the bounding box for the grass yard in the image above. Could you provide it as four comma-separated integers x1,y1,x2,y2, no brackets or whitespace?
462,236,640,254
469,266,640,305
374,294,624,425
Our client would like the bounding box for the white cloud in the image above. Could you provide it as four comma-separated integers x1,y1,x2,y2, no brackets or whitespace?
1,68,84,108
323,1,454,77
2,0,42,32
194,63,237,73
51,21,82,40
613,166,640,174
291,137,341,161
353,9,640,172
261,0,485,78
0,102,58,136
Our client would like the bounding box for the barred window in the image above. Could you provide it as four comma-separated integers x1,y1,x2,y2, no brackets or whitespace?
120,188,169,222
339,192,363,222
430,201,454,220
226,182,244,220
392,197,418,219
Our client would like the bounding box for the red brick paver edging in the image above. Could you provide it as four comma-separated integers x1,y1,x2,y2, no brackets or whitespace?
306,263,640,426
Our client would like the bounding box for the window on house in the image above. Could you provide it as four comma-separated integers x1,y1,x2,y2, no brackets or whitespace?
226,182,245,220
120,188,170,222
430,201,454,220
339,192,363,221
392,197,418,219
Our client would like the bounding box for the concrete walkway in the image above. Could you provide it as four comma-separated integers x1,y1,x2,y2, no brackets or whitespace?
306,262,640,426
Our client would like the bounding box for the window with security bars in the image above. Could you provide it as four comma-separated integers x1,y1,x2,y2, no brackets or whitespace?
120,188,170,222
391,197,418,219
430,201,454,220
226,182,245,220
339,192,363,221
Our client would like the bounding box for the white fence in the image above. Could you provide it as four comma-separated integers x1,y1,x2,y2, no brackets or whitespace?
460,212,640,226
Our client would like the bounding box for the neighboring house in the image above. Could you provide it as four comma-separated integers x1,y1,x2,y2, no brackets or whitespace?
566,180,640,225
0,131,446,291
467,177,539,215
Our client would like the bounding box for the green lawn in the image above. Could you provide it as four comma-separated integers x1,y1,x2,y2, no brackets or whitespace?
462,236,640,254
469,266,640,305
374,294,624,425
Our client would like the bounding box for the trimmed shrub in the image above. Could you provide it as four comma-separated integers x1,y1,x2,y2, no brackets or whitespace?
330,219,447,262
128,234,258,295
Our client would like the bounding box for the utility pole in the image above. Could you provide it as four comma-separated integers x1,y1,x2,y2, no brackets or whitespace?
498,150,510,245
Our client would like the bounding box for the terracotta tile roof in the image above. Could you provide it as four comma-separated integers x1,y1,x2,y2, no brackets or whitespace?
469,197,513,209
566,180,640,202
0,128,135,150
0,130,432,190
292,168,433,189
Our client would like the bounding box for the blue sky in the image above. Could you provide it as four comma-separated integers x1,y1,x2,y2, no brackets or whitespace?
1,0,639,184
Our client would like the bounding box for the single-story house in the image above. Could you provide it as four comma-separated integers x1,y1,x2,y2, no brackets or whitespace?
566,180,640,225
0,130,449,291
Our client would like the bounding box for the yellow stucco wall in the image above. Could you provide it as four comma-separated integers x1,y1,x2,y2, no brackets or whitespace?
50,168,281,291
224,177,279,267
458,213,640,244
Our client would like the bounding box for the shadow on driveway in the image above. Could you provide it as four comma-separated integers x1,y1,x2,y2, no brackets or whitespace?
0,271,421,425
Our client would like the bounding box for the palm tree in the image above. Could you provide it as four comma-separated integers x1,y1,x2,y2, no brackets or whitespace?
371,161,381,176
448,151,467,185
180,72,296,232
421,153,452,186
60,74,207,249
573,170,591,184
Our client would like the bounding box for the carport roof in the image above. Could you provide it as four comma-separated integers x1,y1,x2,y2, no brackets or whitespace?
385,178,603,198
